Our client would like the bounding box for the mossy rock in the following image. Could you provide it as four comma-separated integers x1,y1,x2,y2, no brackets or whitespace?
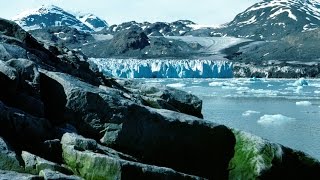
229,129,320,179
228,129,283,179
62,145,121,180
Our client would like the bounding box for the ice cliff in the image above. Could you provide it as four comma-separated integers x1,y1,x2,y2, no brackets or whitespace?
89,58,233,78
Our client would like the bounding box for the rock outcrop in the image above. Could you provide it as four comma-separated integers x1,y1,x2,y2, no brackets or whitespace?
61,133,201,179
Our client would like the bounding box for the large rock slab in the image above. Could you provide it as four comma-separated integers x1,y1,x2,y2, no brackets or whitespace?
0,43,28,61
0,170,41,180
39,70,127,134
101,105,235,179
39,169,83,180
116,79,203,118
0,137,23,172
21,151,71,175
61,133,201,180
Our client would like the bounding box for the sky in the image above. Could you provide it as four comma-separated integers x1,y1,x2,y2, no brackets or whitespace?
1,0,260,25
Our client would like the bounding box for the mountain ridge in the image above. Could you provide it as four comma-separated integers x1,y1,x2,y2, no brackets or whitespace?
13,5,108,32
218,0,320,39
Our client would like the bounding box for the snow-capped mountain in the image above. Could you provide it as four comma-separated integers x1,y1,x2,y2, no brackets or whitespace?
220,0,320,39
13,5,108,32
101,20,196,36
76,13,109,31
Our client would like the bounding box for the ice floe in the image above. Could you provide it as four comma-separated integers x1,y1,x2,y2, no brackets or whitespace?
166,83,186,88
242,110,261,117
296,101,312,106
257,114,295,126
293,78,309,86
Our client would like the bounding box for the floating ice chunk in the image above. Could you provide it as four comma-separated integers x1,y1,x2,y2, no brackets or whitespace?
166,83,186,88
236,87,250,91
209,82,234,87
293,78,308,86
250,77,261,82
257,114,295,126
296,101,312,106
295,86,304,93
315,90,320,94
242,110,261,117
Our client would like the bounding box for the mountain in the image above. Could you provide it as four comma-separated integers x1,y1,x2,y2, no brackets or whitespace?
76,13,109,31
101,20,196,36
219,0,320,40
13,5,108,32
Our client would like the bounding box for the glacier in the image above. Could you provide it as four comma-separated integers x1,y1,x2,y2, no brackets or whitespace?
89,58,233,78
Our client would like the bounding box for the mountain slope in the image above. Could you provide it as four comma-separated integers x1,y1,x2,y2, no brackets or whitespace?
219,0,320,39
101,20,196,36
13,5,108,32
76,13,109,31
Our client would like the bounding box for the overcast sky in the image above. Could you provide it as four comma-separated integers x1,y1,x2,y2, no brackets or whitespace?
1,0,261,25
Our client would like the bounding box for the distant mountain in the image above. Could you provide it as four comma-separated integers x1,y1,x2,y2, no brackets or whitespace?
100,20,196,36
219,0,320,40
76,13,109,31
13,5,108,32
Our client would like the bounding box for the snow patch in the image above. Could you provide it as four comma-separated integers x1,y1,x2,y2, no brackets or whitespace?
92,34,113,41
188,24,222,30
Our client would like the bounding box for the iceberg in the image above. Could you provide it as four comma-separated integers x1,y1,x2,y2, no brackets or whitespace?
296,101,312,106
257,114,295,126
293,78,308,86
242,110,261,117
89,58,233,78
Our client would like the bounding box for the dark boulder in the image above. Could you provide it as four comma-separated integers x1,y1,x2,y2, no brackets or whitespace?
0,60,19,95
101,105,235,179
0,101,52,149
3,59,44,117
6,58,40,88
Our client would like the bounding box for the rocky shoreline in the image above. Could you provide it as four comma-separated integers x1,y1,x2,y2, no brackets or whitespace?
1,18,320,179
